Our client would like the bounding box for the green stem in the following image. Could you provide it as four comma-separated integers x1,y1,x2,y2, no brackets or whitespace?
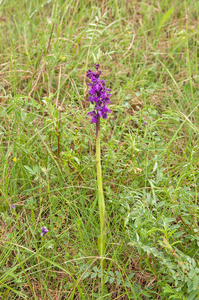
96,115,106,293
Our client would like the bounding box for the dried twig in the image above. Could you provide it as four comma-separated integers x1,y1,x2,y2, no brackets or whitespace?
121,32,135,60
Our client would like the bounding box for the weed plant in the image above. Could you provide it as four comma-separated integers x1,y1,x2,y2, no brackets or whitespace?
0,0,199,299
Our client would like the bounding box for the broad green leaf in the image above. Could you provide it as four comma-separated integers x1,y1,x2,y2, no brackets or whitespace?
187,290,199,300
157,7,174,36
193,276,199,290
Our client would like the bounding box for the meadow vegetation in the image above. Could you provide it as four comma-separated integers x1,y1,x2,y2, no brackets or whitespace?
0,0,199,299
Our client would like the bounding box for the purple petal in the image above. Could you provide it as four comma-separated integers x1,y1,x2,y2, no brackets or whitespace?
86,69,94,79
86,65,111,122
102,105,112,113
41,227,49,236
91,116,97,123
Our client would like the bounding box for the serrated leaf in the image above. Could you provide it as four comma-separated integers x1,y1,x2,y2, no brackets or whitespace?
125,281,130,287
109,271,114,277
128,273,135,280
109,277,115,284
93,266,98,272
82,272,90,279
173,231,184,238
24,165,34,175
115,271,121,278
91,273,97,279
116,279,121,285
163,284,174,294
142,291,151,297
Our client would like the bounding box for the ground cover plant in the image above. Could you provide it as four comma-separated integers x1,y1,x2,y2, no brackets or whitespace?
0,0,199,299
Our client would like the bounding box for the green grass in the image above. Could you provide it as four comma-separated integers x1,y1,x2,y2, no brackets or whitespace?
0,0,199,299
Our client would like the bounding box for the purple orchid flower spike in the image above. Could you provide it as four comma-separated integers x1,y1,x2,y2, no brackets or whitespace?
86,64,111,123
41,227,49,236
86,64,110,284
